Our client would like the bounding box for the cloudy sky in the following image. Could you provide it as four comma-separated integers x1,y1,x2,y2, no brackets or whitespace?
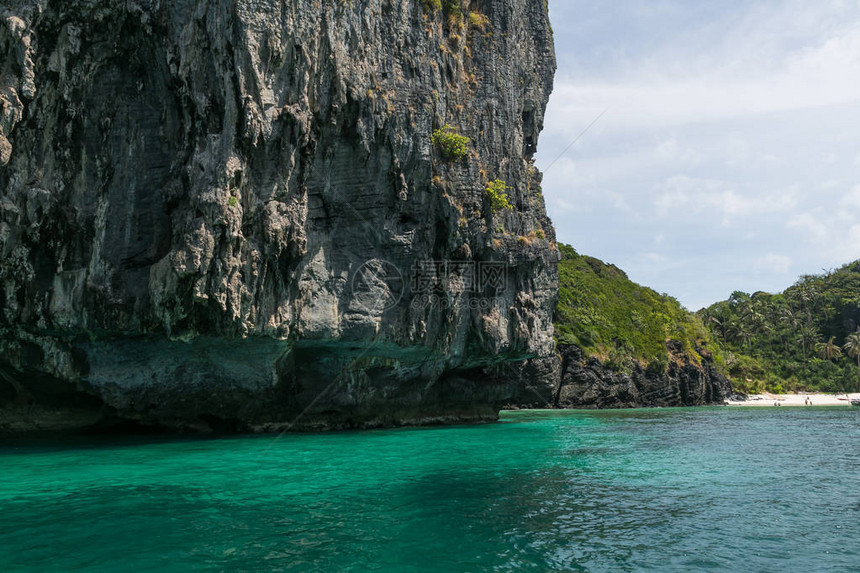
534,0,860,310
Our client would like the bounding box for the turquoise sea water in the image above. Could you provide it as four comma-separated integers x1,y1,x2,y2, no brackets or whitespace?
1,407,859,572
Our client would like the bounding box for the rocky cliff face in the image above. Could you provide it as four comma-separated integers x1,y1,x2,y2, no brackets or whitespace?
506,343,732,410
0,0,557,433
554,343,731,408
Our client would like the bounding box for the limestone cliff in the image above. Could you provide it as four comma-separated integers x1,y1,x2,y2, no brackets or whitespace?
552,343,731,409
505,342,731,411
0,0,557,433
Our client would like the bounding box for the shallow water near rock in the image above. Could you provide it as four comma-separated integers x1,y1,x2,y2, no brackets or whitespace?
1,407,859,572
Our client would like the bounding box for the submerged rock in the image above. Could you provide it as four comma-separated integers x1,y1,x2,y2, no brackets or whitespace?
0,0,557,434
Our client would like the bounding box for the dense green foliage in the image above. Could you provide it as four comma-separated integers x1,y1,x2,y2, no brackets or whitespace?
419,0,442,12
431,125,470,161
485,179,512,212
554,244,720,374
468,11,489,31
700,262,860,393
553,242,860,392
443,0,463,18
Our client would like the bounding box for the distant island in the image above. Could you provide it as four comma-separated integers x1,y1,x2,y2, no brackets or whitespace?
553,243,860,397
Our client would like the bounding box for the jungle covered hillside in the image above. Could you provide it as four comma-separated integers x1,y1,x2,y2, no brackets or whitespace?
700,262,860,393
554,244,722,376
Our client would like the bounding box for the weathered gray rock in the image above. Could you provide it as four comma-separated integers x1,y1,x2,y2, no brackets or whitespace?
552,343,732,409
0,0,557,434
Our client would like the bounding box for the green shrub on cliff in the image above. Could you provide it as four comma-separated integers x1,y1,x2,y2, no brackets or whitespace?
555,244,721,372
432,125,470,161
420,0,442,12
419,0,466,26
468,11,489,31
444,0,462,17
486,179,513,212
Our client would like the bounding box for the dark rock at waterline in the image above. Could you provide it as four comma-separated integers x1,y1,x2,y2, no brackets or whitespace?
504,343,732,411
502,354,562,410
0,0,557,434
553,343,732,409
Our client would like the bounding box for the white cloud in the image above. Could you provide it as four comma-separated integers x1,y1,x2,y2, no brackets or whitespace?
654,175,797,224
839,185,860,210
849,224,860,247
538,1,860,308
756,254,792,274
547,8,860,133
643,252,669,264
787,212,829,242
761,154,784,167
821,152,839,165
785,209,860,267
655,139,702,166
724,138,753,167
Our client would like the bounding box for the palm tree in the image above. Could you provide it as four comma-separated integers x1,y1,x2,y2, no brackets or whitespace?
779,307,797,327
700,310,725,341
790,278,821,328
843,329,860,376
736,323,753,353
779,307,798,353
815,336,843,361
798,325,818,361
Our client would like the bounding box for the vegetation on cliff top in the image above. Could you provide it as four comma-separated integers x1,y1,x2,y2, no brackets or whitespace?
700,262,860,394
554,244,721,374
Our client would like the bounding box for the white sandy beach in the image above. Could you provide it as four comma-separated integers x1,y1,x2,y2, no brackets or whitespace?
727,392,859,407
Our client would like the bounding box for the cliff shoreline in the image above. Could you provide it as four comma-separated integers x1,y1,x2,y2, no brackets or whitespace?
507,342,732,411
0,0,558,435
